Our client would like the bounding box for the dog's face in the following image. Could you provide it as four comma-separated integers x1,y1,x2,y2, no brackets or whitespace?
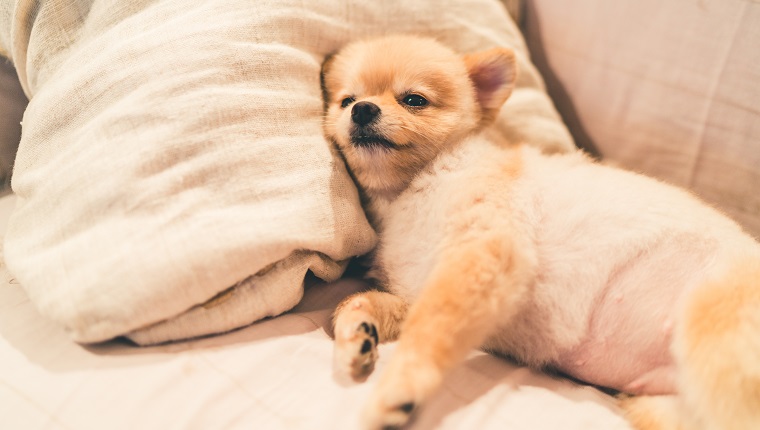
322,35,516,198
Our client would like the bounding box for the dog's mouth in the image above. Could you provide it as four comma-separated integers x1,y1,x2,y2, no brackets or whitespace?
350,133,398,150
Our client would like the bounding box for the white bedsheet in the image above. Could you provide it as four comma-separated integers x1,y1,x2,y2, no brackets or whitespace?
0,194,631,430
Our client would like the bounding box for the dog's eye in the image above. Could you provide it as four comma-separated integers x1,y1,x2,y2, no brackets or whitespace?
340,97,355,109
402,94,428,107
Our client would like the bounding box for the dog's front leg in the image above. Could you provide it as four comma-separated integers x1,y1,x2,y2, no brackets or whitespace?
362,236,534,430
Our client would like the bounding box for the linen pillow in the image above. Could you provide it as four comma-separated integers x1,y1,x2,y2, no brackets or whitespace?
523,0,760,238
0,0,573,345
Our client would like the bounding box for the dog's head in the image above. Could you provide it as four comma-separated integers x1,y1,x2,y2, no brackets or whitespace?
322,35,516,198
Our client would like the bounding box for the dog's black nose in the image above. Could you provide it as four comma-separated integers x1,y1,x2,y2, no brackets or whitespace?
351,101,381,126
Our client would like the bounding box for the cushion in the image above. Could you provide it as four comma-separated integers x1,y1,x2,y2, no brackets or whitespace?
523,0,760,238
0,0,573,345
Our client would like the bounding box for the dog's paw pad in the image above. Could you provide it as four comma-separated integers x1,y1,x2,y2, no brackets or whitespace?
359,321,379,344
334,315,380,381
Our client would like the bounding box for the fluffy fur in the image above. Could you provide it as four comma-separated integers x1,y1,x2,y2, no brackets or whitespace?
322,35,760,430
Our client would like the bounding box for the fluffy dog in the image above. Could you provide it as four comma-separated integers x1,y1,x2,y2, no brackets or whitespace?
322,35,760,430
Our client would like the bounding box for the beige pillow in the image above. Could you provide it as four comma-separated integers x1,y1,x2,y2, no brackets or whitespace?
0,0,573,344
523,0,760,238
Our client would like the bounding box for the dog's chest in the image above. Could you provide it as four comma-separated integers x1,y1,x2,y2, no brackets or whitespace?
370,172,456,302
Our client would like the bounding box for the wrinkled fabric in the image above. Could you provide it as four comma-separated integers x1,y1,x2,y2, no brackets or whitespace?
0,0,573,344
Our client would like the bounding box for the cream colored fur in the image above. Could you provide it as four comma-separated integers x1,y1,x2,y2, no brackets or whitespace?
323,35,760,430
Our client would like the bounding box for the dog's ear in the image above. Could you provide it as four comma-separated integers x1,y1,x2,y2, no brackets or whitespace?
463,48,517,123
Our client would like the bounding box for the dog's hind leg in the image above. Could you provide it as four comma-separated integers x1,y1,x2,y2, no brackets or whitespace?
333,290,409,382
619,395,684,430
670,254,760,430
622,254,760,430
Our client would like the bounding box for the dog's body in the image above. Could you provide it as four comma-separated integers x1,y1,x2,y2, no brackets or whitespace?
323,35,760,430
372,139,757,396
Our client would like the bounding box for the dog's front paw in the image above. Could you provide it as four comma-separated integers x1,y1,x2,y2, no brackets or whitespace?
363,392,417,430
334,298,380,382
361,354,442,430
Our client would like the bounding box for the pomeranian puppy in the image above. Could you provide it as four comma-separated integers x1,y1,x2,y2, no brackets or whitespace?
322,35,760,430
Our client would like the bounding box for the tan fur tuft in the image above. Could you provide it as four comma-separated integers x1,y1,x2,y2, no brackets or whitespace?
619,395,684,430
674,256,760,430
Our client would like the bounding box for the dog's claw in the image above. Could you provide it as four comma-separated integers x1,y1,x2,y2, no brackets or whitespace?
363,397,417,430
398,402,415,414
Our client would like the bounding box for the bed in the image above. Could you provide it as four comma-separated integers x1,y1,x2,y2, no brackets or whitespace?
1,0,758,429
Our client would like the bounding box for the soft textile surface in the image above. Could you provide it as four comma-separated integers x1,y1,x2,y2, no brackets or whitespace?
0,220,631,429
523,0,760,238
0,0,573,344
